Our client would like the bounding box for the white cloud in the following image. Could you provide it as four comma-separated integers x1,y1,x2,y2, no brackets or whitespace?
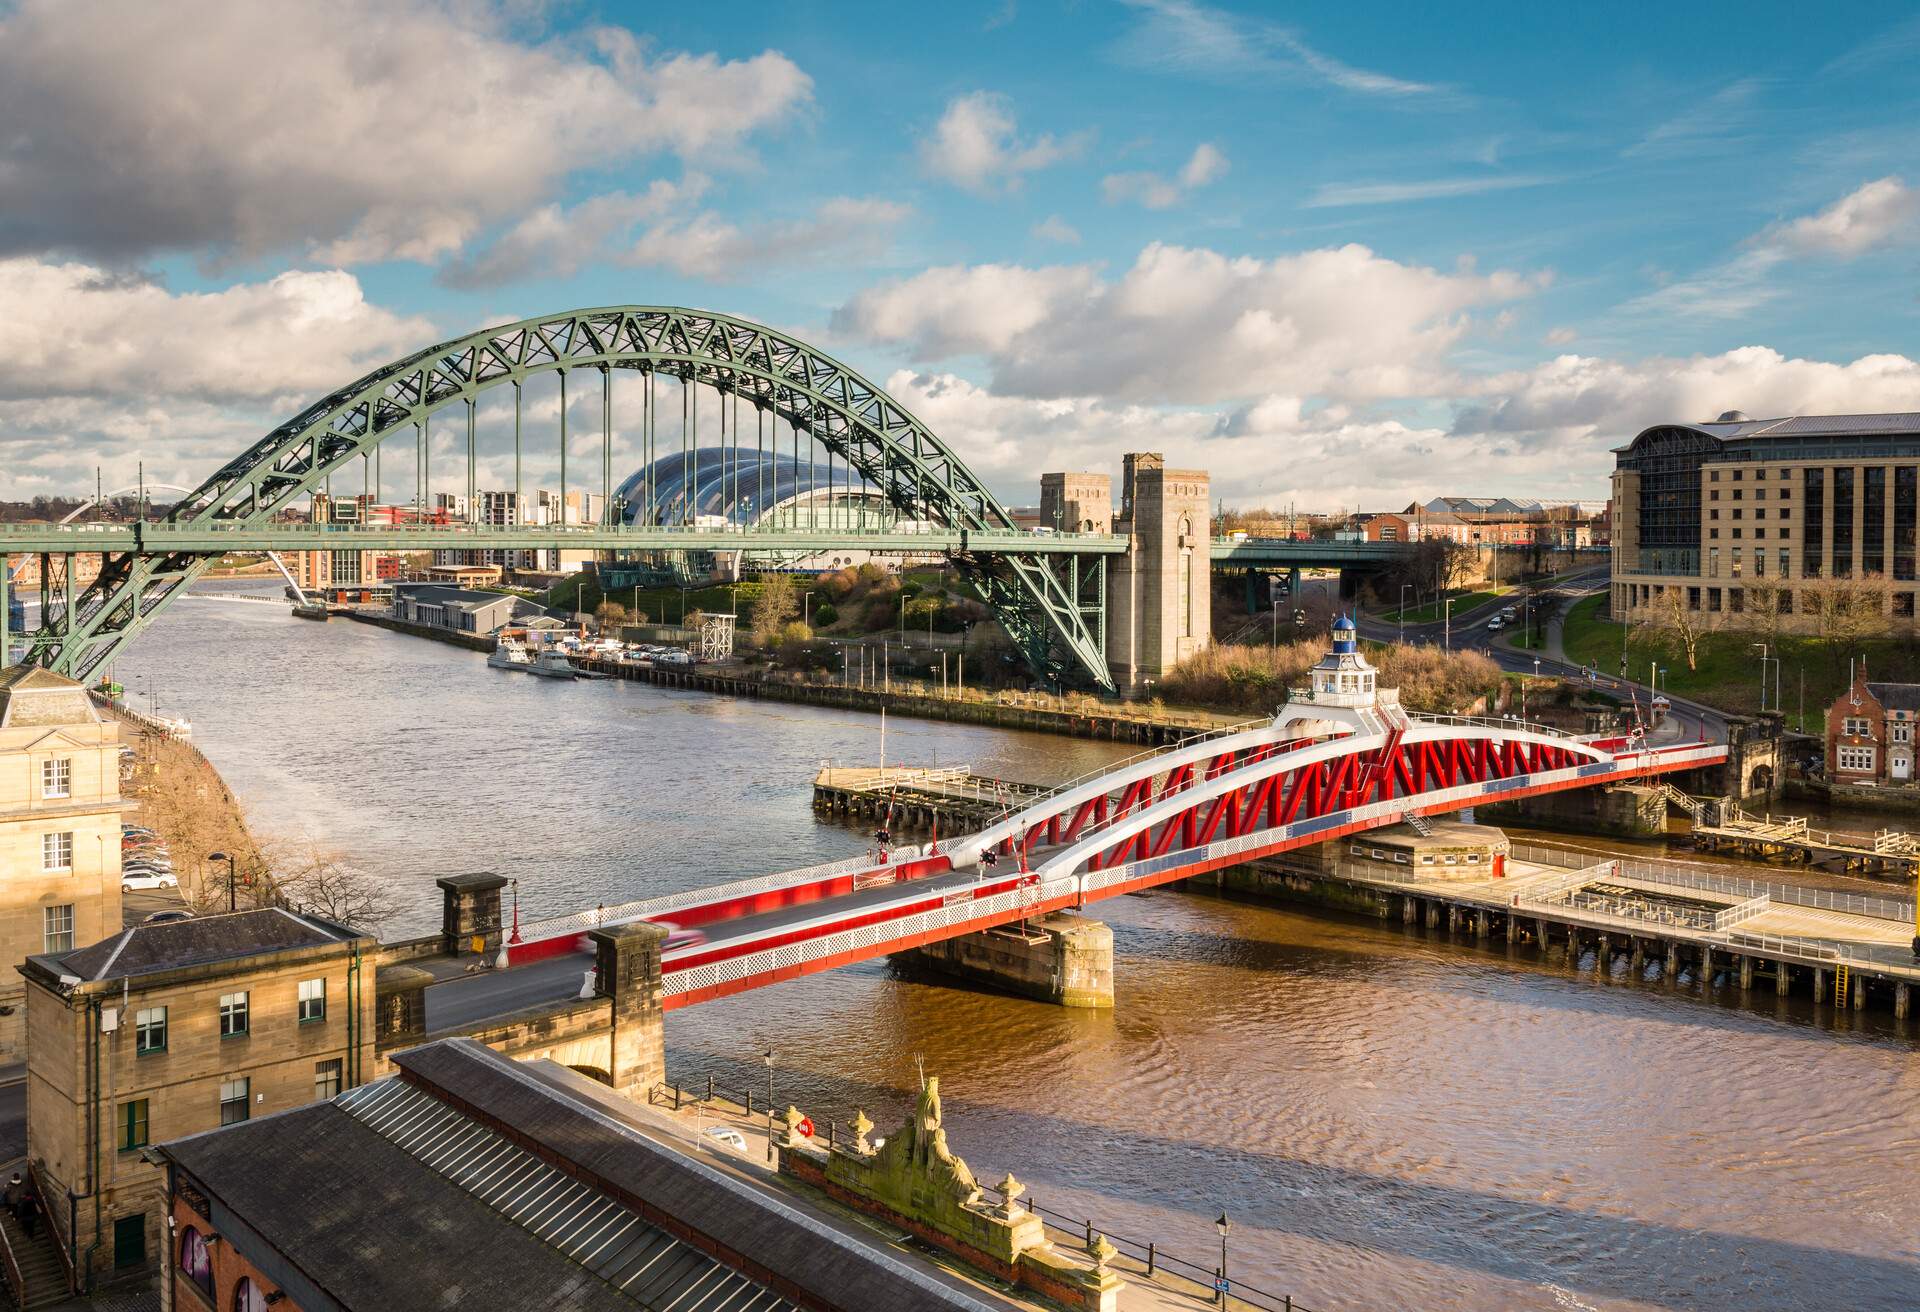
1762,176,1920,258
834,241,1544,403
1544,327,1577,346
1112,0,1438,97
1625,78,1762,159
1032,216,1082,244
1306,174,1556,208
0,0,812,264
619,197,912,281
1103,143,1230,209
0,259,434,406
437,178,711,288
0,257,441,494
919,92,1089,194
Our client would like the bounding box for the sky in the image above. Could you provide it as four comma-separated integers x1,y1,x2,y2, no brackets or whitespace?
6,0,1920,514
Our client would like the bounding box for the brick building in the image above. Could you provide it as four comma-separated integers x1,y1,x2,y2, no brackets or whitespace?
1826,667,1919,785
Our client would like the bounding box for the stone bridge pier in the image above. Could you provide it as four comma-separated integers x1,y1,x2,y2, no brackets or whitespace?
896,913,1114,1008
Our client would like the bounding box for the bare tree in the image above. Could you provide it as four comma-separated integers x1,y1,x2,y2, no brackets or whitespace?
747,572,800,647
257,833,403,929
1804,573,1890,665
1742,577,1789,648
1647,584,1704,672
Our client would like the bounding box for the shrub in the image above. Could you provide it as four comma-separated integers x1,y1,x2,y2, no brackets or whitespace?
1159,641,1500,715
811,602,839,627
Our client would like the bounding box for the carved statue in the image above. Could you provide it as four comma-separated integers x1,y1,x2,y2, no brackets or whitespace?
889,1076,981,1205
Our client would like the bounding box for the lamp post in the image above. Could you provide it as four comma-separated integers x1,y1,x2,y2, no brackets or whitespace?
209,851,238,912
508,878,522,945
1399,583,1411,644
1750,642,1770,712
1215,1212,1230,1306
763,1049,777,1162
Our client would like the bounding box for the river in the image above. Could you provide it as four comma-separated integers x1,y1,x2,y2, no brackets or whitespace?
110,585,1920,1311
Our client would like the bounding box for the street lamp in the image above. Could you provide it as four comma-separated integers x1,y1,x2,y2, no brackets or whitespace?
763,1049,777,1162
1215,1212,1230,1307
209,851,238,912
1750,642,1770,712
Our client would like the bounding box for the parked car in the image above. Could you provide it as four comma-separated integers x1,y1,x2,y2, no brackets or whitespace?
142,910,194,925
701,1127,749,1153
122,870,180,891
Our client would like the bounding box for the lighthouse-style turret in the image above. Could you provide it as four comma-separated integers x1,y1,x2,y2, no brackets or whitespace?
1274,615,1410,738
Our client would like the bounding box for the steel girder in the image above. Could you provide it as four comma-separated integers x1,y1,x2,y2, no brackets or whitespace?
26,307,1112,687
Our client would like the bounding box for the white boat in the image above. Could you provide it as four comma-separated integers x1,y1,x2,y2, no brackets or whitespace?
487,638,533,670
528,649,577,679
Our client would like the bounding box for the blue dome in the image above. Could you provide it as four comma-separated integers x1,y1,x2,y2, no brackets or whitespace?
1333,614,1356,631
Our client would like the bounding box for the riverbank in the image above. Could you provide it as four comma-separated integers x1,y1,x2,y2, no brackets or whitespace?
340,607,1242,745
105,703,264,907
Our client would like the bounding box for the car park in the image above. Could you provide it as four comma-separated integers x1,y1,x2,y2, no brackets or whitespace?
123,870,180,891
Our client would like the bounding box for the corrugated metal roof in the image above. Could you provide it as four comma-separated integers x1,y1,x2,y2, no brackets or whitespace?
341,1079,792,1311
1689,413,1920,440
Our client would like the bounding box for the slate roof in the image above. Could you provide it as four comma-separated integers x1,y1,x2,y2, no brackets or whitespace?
32,907,364,984
1866,682,1920,713
0,665,99,728
161,1039,1023,1312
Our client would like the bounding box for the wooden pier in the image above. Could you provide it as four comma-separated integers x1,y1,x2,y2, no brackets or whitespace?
1691,808,1920,879
812,765,1046,833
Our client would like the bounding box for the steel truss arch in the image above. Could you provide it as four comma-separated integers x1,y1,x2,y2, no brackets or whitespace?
26,308,1112,686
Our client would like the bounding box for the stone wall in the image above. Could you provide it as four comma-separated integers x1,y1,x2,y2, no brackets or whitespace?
898,913,1113,1007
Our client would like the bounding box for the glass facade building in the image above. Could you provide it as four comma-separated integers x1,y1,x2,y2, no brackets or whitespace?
613,449,891,528
1612,412,1920,632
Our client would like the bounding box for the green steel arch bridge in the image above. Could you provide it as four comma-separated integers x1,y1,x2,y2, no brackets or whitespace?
0,306,1407,688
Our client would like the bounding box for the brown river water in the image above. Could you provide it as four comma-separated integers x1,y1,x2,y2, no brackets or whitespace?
110,585,1920,1311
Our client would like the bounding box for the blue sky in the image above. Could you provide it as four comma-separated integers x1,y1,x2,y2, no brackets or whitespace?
5,0,1920,511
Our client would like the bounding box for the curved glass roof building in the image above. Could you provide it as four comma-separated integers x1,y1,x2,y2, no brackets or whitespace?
614,449,893,528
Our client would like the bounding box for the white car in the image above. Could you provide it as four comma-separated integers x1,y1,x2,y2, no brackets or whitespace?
702,1126,748,1153
122,870,179,891
1486,617,1505,631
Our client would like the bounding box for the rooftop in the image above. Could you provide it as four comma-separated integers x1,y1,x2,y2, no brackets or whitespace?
28,906,367,986
160,1039,1022,1312
1865,681,1920,713
0,664,99,728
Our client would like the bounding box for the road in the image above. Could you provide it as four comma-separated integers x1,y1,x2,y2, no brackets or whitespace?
425,862,1028,1033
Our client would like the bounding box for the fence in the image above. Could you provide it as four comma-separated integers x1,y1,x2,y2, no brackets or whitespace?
1507,843,1915,924
1712,894,1772,932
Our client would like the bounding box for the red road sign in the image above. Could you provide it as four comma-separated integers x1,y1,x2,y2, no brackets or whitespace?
797,1116,814,1139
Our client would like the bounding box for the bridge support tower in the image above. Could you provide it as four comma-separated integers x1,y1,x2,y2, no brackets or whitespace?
592,921,667,1094
1104,454,1210,695
898,913,1113,1008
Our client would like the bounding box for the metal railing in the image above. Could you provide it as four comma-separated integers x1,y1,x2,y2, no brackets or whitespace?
1713,894,1772,932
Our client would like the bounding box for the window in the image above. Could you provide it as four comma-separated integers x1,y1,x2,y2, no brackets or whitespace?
1780,548,1792,578
117,1098,148,1152
1894,724,1913,744
40,758,70,800
1833,466,1855,576
219,1077,250,1125
1754,551,1765,577
1687,587,1701,611
235,1277,269,1312
178,1226,213,1297
42,905,73,954
298,978,326,1024
1728,588,1744,613
1779,588,1794,614
1803,468,1824,577
1733,468,1744,481
1708,547,1720,577
314,1058,343,1100
42,831,73,873
1897,593,1917,619
1708,588,1723,612
135,1006,167,1055
1837,746,1876,773
1843,717,1871,737
219,991,249,1039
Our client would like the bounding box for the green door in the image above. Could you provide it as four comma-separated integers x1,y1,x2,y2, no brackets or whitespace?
112,1214,145,1269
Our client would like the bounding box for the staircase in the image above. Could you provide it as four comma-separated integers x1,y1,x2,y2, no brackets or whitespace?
1651,782,1704,822
1403,813,1436,837
0,1203,70,1309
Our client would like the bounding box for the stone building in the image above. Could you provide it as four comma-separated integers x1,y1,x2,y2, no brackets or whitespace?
1104,454,1210,694
154,1038,1022,1311
1038,472,1112,533
1611,411,1920,633
0,666,124,1062
19,908,376,1289
1826,667,1919,786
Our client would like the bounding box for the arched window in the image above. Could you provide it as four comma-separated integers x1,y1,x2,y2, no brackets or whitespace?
234,1276,269,1312
179,1226,213,1297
